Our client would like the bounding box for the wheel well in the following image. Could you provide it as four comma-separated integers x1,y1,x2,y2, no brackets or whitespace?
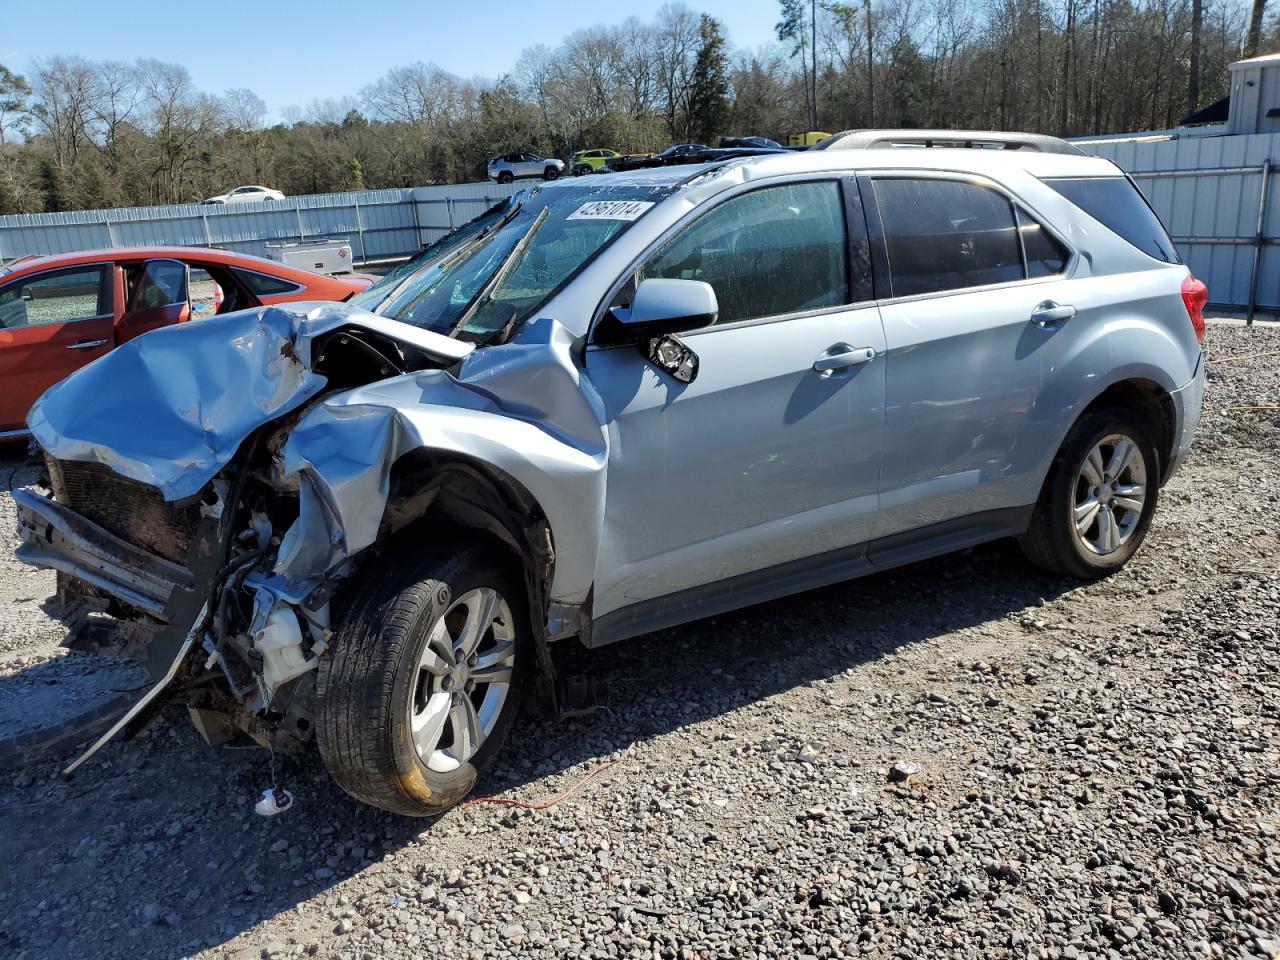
367,452,559,708
1081,379,1177,482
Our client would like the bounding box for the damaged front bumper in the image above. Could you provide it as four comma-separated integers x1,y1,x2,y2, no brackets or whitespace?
13,487,195,620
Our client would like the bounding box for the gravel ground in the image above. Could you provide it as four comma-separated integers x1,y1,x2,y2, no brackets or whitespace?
0,320,1276,960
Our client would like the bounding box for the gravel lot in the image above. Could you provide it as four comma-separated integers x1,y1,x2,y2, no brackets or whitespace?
0,321,1276,960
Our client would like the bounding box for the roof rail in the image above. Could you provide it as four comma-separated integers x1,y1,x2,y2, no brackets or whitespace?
814,129,1086,156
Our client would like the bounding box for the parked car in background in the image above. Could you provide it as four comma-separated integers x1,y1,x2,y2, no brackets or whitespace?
16,133,1205,817
487,153,564,183
570,149,621,176
718,136,783,149
201,185,285,205
788,131,832,146
0,246,370,439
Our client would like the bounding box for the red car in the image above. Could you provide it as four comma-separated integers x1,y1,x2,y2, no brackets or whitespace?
0,247,371,440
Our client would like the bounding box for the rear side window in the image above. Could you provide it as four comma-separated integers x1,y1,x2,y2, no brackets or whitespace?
1018,207,1070,277
231,268,303,296
1042,176,1179,263
641,180,850,325
873,178,1023,296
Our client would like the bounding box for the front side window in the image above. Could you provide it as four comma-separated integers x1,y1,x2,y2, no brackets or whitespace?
873,178,1024,297
640,180,849,326
0,266,110,329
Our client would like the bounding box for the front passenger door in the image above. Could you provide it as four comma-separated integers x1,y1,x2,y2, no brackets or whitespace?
587,178,886,623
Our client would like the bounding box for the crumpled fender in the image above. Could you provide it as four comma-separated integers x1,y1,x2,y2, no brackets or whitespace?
28,301,471,501
276,318,608,605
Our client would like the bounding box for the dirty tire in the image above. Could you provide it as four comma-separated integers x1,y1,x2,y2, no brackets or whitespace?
316,543,529,817
1018,406,1160,580
496,171,514,184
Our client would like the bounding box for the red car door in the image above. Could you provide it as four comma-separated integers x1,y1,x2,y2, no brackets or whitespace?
117,258,191,344
0,263,116,436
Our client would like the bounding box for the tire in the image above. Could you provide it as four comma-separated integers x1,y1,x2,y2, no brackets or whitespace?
316,542,530,816
573,165,591,177
1018,406,1160,580
496,171,514,184
543,166,561,181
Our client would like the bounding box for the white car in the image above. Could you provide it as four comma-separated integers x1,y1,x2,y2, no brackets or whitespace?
201,185,286,206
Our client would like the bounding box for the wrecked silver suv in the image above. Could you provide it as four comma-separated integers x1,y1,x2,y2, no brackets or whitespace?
15,141,1205,815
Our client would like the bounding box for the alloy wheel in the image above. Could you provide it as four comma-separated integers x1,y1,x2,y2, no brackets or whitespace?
407,587,516,773
1072,433,1148,556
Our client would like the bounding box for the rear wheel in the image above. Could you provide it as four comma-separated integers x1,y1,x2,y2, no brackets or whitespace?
1018,407,1159,579
316,543,529,816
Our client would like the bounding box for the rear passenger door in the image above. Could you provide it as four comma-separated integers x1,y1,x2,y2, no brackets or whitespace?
864,173,1075,539
587,178,885,622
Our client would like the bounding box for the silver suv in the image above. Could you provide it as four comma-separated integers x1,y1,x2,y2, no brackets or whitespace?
487,151,564,184
16,132,1206,816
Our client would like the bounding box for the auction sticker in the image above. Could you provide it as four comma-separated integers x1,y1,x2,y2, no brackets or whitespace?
566,200,655,221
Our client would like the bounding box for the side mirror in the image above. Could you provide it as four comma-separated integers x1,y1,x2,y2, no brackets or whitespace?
594,278,718,346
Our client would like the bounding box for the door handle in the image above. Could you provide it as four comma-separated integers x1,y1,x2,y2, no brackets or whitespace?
814,344,876,375
1030,301,1076,326
66,339,109,351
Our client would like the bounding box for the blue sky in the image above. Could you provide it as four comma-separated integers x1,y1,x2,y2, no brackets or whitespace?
3,0,784,121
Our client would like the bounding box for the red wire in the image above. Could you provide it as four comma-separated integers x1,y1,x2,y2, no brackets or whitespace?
461,737,638,811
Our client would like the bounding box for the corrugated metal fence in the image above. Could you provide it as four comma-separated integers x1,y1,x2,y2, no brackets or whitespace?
0,181,522,267
1076,131,1280,319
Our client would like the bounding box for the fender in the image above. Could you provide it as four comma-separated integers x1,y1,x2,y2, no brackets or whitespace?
276,318,609,606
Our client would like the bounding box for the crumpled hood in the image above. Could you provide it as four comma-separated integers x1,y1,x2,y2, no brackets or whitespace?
28,301,472,501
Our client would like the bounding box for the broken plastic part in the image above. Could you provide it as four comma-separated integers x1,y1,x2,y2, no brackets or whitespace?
254,787,293,817
251,602,318,705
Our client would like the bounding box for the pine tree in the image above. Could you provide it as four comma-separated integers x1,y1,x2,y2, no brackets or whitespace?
688,15,730,145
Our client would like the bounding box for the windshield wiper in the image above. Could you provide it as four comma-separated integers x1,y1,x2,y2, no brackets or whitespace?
450,206,550,339
373,199,525,315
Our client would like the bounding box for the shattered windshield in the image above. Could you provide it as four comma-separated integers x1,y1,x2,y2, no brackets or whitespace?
352,183,670,342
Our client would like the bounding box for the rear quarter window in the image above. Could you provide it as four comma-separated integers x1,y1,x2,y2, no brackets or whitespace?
232,268,303,296
1042,176,1180,264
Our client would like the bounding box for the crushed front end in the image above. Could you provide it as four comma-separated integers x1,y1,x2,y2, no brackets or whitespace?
14,301,477,771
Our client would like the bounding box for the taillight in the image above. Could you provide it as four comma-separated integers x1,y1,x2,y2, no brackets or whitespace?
1181,274,1207,345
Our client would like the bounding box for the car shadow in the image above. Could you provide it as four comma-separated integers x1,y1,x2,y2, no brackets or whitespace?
0,443,1076,959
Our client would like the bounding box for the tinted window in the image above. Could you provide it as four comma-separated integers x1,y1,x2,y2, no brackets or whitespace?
874,178,1023,296
129,259,188,309
641,181,849,325
0,266,109,329
1017,207,1070,277
1043,176,1179,263
232,268,302,296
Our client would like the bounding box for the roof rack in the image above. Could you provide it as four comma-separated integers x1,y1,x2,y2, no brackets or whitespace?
814,129,1086,156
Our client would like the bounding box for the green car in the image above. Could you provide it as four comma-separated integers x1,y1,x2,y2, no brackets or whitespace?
569,149,620,176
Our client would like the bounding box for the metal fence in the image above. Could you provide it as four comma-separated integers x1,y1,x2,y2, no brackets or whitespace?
1078,130,1280,320
0,181,523,268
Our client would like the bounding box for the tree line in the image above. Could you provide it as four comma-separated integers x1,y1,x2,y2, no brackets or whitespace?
0,0,1269,215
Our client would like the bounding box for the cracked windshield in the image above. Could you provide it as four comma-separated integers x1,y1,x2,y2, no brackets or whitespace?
352,185,668,341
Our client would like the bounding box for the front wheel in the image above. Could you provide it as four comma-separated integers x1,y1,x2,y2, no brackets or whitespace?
543,166,561,181
496,171,514,184
1018,407,1159,579
316,543,529,816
